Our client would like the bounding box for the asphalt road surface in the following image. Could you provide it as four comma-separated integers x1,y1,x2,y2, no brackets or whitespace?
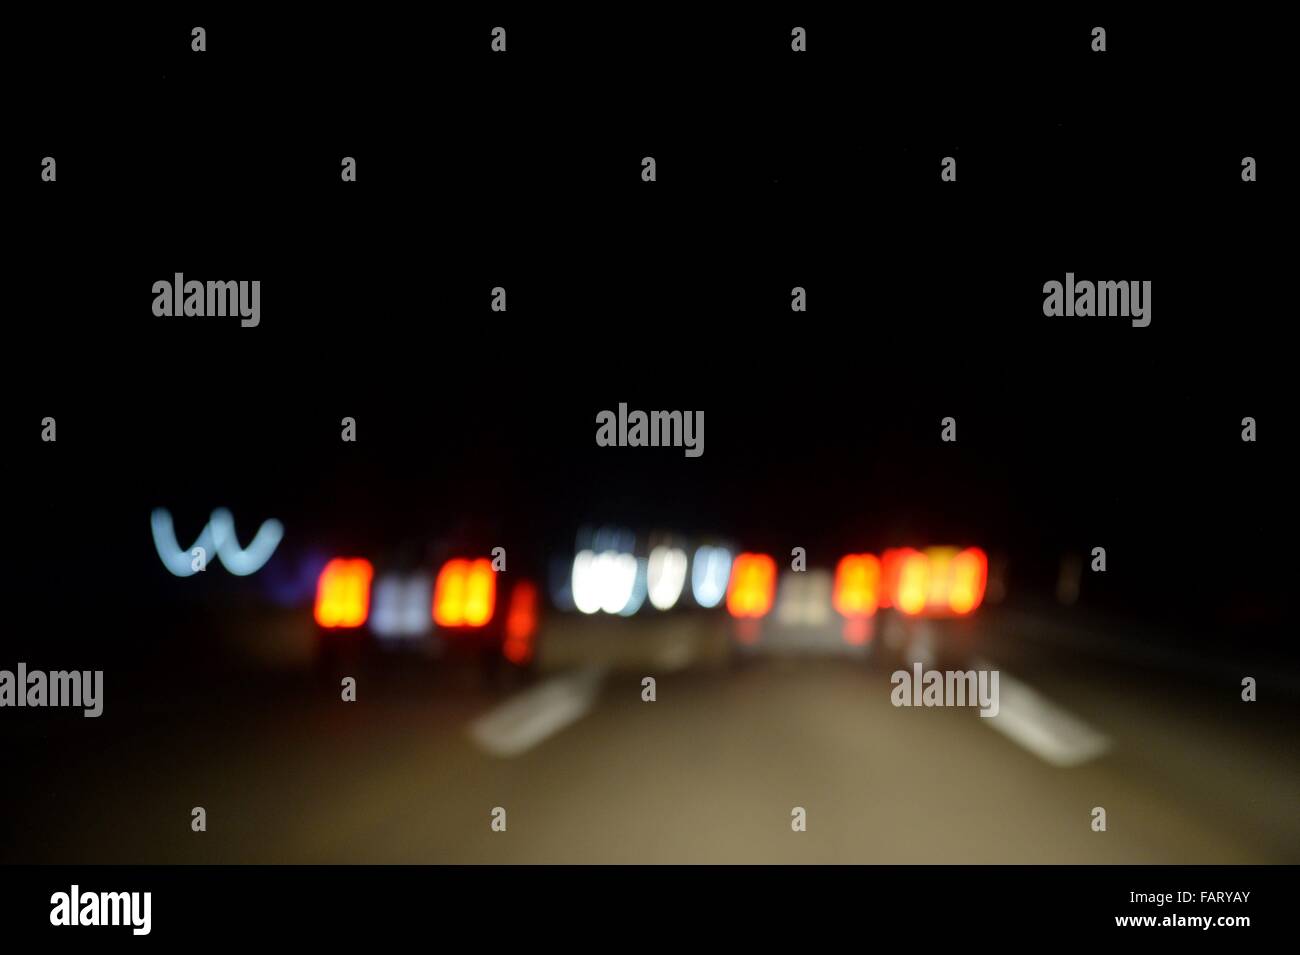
5,607,1297,863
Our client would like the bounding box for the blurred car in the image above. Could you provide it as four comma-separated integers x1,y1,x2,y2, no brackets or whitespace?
312,538,542,671
724,546,992,667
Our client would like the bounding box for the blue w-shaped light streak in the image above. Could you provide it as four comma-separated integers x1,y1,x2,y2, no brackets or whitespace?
151,507,284,577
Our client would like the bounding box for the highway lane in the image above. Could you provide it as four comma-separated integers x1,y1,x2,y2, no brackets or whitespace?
4,609,1297,864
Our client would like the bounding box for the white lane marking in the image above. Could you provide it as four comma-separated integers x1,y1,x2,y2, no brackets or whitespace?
975,658,1111,768
468,667,607,758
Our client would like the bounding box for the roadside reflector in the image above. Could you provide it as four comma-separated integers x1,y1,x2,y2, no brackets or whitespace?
726,553,777,619
314,558,374,628
833,554,882,618
433,558,497,627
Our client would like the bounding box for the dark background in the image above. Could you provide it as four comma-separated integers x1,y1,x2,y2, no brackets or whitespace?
0,7,1292,908
8,7,1286,658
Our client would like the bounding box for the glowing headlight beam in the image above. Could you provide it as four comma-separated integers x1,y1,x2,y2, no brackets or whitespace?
571,549,639,615
691,545,732,609
618,557,649,616
647,546,688,610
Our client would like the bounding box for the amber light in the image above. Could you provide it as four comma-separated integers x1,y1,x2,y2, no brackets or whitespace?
433,558,497,628
314,558,374,628
833,554,882,618
923,547,960,611
947,547,988,614
503,580,539,664
726,553,777,619
894,549,930,616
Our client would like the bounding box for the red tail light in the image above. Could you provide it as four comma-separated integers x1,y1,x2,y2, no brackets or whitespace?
726,553,777,619
314,558,374,628
503,580,540,665
833,554,882,618
433,558,497,628
888,547,988,616
878,548,913,609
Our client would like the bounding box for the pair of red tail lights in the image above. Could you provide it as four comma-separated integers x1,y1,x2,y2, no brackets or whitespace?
314,558,539,661
724,547,989,620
